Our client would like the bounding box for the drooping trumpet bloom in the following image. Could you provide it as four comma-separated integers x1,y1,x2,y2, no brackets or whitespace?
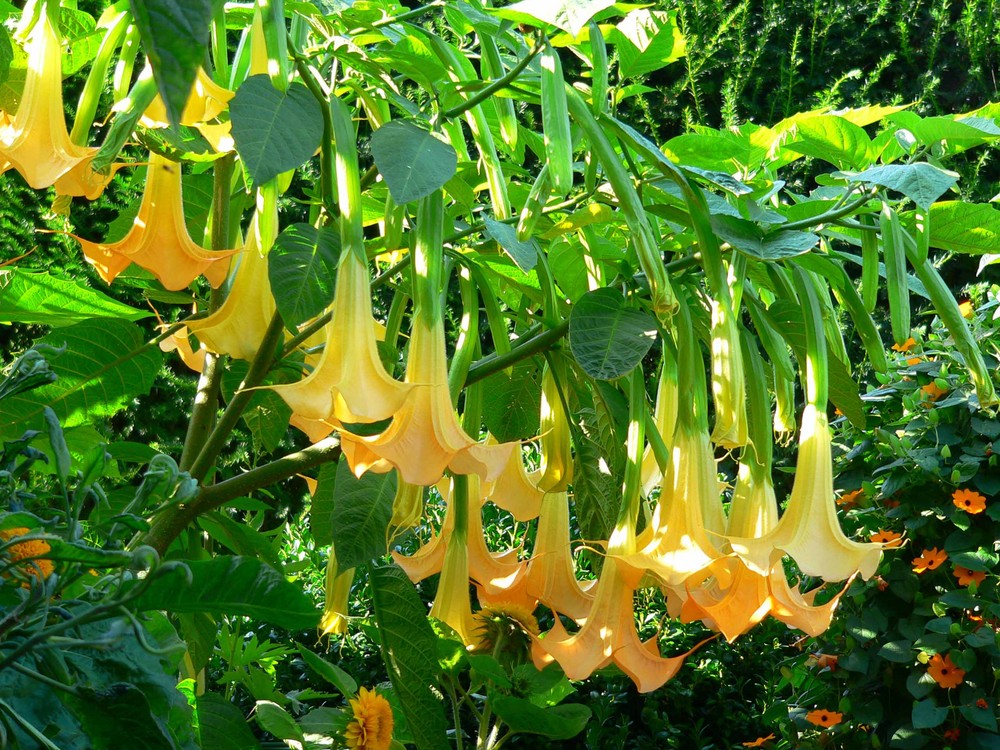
427,476,478,646
319,545,354,637
340,190,512,485
533,372,708,692
728,270,884,582
72,152,238,289
708,297,748,449
536,362,572,492
640,353,678,497
269,97,411,426
187,192,278,360
0,8,97,188
482,442,544,522
523,490,595,621
141,67,234,128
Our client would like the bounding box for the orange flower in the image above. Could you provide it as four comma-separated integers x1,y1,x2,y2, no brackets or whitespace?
343,687,394,750
806,653,839,671
0,527,54,581
952,488,987,514
976,698,990,709
806,709,843,728
959,300,974,319
944,727,961,741
921,382,948,401
837,489,864,509
742,734,776,747
928,653,965,689
869,529,903,548
906,356,923,366
912,548,948,573
875,576,890,591
891,337,917,352
953,566,986,586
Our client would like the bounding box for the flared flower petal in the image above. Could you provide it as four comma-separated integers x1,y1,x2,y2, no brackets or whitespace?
141,67,234,128
270,252,411,425
0,12,96,188
523,491,595,621
728,405,884,581
483,442,544,522
641,357,678,497
187,204,277,360
72,153,238,289
319,546,354,637
341,318,513,485
159,326,206,373
768,571,847,637
429,522,478,646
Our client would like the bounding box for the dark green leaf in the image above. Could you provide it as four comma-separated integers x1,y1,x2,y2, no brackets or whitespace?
254,701,304,745
961,705,999,732
329,455,396,569
490,696,591,739
482,360,542,442
129,557,319,631
128,0,212,126
0,270,151,328
230,76,324,185
371,120,458,204
569,288,657,380
484,217,538,271
310,461,338,547
369,565,450,750
711,215,819,260
63,684,176,750
911,698,948,729
198,513,283,570
854,164,958,211
197,693,261,750
296,644,358,697
877,640,913,663
269,223,340,329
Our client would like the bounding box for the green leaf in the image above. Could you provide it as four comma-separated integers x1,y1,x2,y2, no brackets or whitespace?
0,318,162,440
329,455,397,569
0,270,151,328
57,8,103,75
129,557,319,631
490,696,591,739
911,698,948,729
961,704,999,732
127,0,212,126
296,644,358,698
310,461,338,547
889,111,1000,154
63,684,177,750
877,640,913,663
468,654,512,689
369,565,450,750
481,360,542,442
254,701,304,746
267,223,340,330
198,513,283,570
853,164,958,211
609,9,685,79
571,426,619,547
197,694,261,750
710,216,819,260
484,217,539,271
371,121,458,205
919,201,1000,256
0,25,11,87
569,288,657,380
490,0,616,36
230,76,324,185
784,115,872,169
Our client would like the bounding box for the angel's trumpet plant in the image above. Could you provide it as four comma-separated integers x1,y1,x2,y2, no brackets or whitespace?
340,189,513,485
187,189,278,361
533,373,707,693
523,490,595,622
728,268,885,582
72,152,238,289
269,97,411,425
0,4,98,189
319,545,354,637
708,297,748,450
536,360,573,492
482,442,544,523
618,301,730,608
141,67,233,128
640,352,678,497
429,476,478,645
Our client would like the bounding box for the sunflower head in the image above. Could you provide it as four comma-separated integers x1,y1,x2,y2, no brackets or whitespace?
343,687,394,750
472,603,540,666
0,527,54,584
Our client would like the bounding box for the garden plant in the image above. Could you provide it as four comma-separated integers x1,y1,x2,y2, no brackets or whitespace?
1,0,999,748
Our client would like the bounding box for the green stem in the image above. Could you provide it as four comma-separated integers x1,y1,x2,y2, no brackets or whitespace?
780,188,877,232
464,319,569,385
291,53,336,219
440,33,544,121
371,0,445,28
187,313,285,483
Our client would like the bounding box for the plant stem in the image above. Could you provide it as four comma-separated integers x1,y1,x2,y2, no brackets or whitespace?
187,312,286,483
142,437,341,554
464,320,568,385
781,187,877,231
441,33,545,121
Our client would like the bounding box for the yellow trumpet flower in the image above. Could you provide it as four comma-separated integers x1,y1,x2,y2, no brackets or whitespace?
141,67,234,128
340,317,513,486
72,152,238,289
709,298,748,449
187,202,277,361
270,251,411,425
430,526,478,646
523,491,595,622
728,405,884,582
319,545,354,637
0,11,97,188
640,356,678,497
482,442,544,522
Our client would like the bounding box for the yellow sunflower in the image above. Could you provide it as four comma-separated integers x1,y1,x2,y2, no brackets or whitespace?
344,687,393,750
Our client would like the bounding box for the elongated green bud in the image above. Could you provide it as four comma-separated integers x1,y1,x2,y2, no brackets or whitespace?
537,360,573,492
480,35,518,150
880,201,911,347
859,213,879,313
516,165,551,242
541,43,574,196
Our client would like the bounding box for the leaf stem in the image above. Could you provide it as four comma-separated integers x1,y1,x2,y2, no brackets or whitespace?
781,187,877,232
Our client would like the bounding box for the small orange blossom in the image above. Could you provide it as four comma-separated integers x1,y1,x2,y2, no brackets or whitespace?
870,529,903,547
806,709,843,728
928,653,965,689
921,382,948,401
953,566,986,586
742,734,776,747
891,337,917,352
952,488,987,514
912,548,948,573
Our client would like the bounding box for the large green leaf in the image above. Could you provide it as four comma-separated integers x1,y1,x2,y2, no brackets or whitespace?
484,217,538,272
0,318,162,440
0,25,11,87
197,694,261,750
129,556,319,631
268,224,340,329
784,115,871,169
853,163,958,210
888,111,1000,154
329,455,397,569
491,696,591,739
490,0,616,36
254,702,304,746
62,684,177,750
296,644,358,698
128,0,212,126
710,216,819,260
482,359,542,441
369,565,450,750
609,9,685,79
57,8,103,75
0,269,151,327
371,121,458,205
918,201,1000,256
911,698,948,730
230,75,323,186
310,461,339,547
569,288,657,380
